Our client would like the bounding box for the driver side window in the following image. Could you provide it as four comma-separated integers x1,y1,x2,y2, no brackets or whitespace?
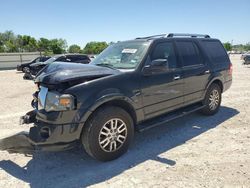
151,42,177,69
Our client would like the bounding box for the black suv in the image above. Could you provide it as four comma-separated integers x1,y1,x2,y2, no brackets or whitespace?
28,54,91,75
3,33,232,161
243,55,250,65
16,56,51,72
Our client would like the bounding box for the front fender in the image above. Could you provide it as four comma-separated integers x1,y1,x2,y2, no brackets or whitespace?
71,93,142,139
80,93,137,123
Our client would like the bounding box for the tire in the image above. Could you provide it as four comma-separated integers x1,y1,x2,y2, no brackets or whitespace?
200,83,222,116
23,67,30,73
81,106,134,161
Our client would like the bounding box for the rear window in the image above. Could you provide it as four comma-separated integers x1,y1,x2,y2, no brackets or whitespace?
78,55,89,60
203,41,229,64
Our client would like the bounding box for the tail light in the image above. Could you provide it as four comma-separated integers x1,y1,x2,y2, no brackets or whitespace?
229,63,233,75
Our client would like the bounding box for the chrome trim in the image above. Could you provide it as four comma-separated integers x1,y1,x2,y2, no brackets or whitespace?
38,86,48,110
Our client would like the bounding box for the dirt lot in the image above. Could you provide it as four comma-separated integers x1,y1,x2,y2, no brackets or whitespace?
0,55,249,188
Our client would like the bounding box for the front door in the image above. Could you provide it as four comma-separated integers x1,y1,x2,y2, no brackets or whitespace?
140,41,184,120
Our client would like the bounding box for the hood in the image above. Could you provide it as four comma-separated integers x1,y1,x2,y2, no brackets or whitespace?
35,62,120,85
20,62,31,66
20,60,36,66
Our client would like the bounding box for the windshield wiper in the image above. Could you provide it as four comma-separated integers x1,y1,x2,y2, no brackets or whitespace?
95,63,116,70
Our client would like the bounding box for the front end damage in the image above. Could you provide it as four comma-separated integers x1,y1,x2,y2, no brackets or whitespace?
1,62,119,154
0,80,80,154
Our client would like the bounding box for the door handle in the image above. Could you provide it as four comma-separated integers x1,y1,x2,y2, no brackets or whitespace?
173,75,181,80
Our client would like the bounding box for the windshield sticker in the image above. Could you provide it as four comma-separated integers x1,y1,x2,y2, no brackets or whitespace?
122,49,137,54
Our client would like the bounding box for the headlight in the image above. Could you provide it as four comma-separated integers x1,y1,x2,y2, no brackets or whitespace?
45,92,76,112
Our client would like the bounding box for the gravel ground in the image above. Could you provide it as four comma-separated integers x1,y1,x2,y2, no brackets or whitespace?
0,55,249,188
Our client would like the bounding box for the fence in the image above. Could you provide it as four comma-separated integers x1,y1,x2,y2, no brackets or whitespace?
0,52,43,70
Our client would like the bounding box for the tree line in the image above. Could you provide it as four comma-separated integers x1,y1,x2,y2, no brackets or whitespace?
223,42,250,52
0,30,108,55
1,31,249,54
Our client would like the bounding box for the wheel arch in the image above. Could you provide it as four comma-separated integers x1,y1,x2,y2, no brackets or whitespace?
211,79,223,92
206,78,224,93
78,95,139,139
202,77,224,100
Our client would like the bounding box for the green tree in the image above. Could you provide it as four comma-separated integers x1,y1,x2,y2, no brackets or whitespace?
1,30,15,42
223,42,232,51
68,44,81,53
0,34,5,52
49,39,67,54
38,38,51,52
21,35,38,52
0,44,4,52
16,35,24,52
83,42,108,54
244,43,250,51
0,31,17,52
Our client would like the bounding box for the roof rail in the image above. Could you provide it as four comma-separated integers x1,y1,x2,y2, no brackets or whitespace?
135,33,210,40
135,34,167,39
167,33,210,38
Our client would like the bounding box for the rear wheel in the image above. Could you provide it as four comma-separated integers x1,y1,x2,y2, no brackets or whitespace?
200,83,222,115
81,106,134,161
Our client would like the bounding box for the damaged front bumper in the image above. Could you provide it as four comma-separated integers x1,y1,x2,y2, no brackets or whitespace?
0,110,79,154
23,71,35,80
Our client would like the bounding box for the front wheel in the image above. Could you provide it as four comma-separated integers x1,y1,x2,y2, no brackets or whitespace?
81,106,134,161
23,67,30,73
200,83,222,116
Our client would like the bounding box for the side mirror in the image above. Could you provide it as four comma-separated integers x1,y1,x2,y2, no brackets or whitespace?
151,59,168,67
142,59,168,76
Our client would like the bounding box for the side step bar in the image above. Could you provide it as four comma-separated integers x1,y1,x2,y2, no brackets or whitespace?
137,103,205,132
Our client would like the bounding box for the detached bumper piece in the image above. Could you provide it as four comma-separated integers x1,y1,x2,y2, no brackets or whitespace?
0,131,77,154
0,110,79,154
0,132,34,154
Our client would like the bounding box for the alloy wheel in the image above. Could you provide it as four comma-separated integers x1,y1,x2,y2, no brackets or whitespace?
209,89,220,110
98,118,127,152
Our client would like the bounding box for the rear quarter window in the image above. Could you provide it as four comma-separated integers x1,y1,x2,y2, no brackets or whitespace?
202,41,230,65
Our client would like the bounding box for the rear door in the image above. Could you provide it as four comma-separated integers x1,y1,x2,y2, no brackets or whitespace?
175,40,210,105
140,41,184,119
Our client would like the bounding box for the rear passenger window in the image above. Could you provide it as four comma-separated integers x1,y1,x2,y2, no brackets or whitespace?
151,42,177,69
203,41,229,64
176,41,201,67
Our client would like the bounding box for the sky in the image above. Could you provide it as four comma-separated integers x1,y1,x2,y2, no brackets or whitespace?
0,0,249,47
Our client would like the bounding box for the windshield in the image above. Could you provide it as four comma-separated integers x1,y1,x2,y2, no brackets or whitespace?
91,41,150,69
43,55,61,64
